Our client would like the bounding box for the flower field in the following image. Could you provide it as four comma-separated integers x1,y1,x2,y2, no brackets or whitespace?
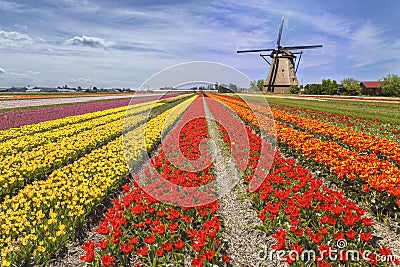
208,94,400,218
1,93,400,266
0,95,179,130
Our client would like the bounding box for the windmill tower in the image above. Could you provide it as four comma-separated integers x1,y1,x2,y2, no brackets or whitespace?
237,17,323,93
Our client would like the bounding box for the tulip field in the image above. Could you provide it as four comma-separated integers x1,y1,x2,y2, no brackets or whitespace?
1,93,400,267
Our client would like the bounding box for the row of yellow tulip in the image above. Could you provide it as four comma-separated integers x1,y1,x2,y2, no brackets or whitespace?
0,99,171,156
208,94,400,200
0,95,189,143
0,95,197,266
0,100,167,198
0,104,127,143
0,111,151,198
1,107,127,156
0,96,191,198
123,98,195,168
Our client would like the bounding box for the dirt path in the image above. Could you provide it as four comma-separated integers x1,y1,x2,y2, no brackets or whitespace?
203,98,275,266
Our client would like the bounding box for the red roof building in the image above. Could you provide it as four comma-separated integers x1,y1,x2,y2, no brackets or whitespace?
360,81,382,96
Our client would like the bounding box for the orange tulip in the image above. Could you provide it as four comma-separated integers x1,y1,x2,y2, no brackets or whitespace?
208,94,400,201
362,184,371,193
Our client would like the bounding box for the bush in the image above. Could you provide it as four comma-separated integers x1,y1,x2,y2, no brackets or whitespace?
381,74,400,97
289,85,300,94
341,78,361,95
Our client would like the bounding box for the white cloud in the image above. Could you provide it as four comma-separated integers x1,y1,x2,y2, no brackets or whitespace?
40,0,100,13
7,70,38,77
224,1,353,38
0,67,40,86
349,22,400,68
0,0,24,12
26,70,40,75
0,30,34,46
292,10,353,38
14,24,28,31
65,35,115,48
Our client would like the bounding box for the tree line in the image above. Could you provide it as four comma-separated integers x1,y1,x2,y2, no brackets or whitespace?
251,74,400,97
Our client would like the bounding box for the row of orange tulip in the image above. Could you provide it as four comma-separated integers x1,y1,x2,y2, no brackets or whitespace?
268,103,400,143
208,94,400,200
270,108,400,163
215,96,399,164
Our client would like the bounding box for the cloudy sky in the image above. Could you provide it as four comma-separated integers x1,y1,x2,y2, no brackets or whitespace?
0,0,399,89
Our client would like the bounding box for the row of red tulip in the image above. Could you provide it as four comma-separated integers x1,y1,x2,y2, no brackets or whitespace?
81,95,230,267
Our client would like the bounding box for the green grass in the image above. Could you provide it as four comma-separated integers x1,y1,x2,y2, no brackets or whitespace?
237,94,400,124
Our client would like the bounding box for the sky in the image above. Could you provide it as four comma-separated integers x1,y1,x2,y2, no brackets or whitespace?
0,0,399,89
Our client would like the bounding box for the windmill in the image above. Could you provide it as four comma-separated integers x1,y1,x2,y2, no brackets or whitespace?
237,17,323,93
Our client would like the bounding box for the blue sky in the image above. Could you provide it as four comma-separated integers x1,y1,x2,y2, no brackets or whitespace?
0,0,399,88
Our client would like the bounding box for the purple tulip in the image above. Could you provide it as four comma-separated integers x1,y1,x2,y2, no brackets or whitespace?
0,94,177,130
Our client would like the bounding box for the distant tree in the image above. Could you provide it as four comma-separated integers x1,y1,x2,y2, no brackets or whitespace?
249,80,259,92
321,79,339,95
341,78,361,95
289,85,300,94
380,74,400,97
257,79,264,91
304,83,322,94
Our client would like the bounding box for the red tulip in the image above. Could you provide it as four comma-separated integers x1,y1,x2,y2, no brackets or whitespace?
100,254,114,267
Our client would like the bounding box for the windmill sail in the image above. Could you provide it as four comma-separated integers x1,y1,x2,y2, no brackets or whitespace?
237,17,322,93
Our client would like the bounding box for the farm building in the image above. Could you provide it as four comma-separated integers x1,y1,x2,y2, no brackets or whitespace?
33,87,58,92
7,87,27,92
360,81,382,96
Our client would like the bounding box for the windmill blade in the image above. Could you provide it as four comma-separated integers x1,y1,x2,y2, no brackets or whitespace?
277,16,285,47
237,48,275,53
283,45,323,50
